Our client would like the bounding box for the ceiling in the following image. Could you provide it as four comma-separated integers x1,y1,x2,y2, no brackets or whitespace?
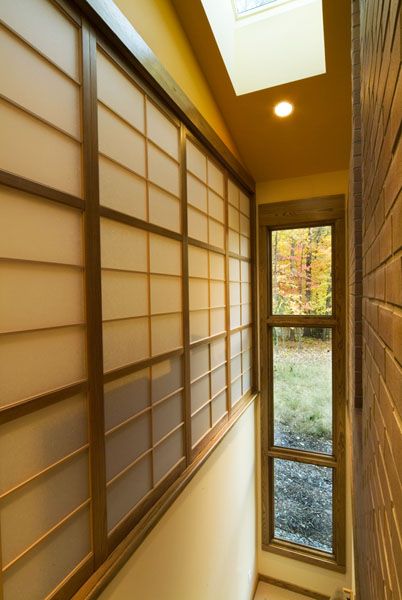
171,0,352,182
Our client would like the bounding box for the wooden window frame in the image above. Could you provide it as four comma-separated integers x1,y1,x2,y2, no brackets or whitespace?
0,0,258,598
259,196,346,572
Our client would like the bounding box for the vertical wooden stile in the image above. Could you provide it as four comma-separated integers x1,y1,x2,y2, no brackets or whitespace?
225,175,232,417
180,125,191,465
81,20,108,568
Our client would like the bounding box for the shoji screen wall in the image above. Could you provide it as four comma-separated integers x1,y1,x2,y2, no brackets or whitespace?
0,0,255,598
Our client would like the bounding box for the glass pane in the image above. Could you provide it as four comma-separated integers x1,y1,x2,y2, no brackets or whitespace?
273,327,332,454
234,0,277,16
274,459,333,553
271,226,332,315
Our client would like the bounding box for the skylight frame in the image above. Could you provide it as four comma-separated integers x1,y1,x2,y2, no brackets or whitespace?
232,0,296,20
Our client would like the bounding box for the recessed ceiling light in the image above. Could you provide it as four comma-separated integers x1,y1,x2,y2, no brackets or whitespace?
274,101,293,117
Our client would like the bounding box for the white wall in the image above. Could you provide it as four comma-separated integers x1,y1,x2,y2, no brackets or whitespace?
99,403,257,600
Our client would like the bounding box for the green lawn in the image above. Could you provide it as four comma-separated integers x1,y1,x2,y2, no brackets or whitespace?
273,339,332,440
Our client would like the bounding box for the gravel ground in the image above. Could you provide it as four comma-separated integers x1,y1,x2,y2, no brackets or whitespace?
273,424,333,552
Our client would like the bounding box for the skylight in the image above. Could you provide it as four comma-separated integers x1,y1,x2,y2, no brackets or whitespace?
201,0,326,96
234,0,277,16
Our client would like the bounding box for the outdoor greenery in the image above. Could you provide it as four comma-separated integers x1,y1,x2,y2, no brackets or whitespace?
272,226,332,316
273,330,332,448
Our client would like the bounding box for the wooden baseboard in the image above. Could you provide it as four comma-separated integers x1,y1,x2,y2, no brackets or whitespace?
258,574,330,600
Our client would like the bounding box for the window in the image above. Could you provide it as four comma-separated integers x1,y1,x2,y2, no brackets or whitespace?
233,0,278,17
0,0,256,598
259,196,346,570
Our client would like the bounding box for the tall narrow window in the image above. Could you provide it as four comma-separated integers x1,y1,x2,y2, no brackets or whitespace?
259,197,346,570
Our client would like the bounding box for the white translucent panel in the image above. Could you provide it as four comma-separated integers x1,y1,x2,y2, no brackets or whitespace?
210,308,226,336
2,506,90,600
240,235,251,258
208,190,225,223
230,282,241,306
230,331,241,357
241,282,251,303
190,345,209,381
229,258,240,281
240,191,250,216
154,426,184,483
228,180,239,208
242,303,251,325
186,140,206,182
0,98,82,197
190,310,209,343
189,278,208,311
99,156,147,220
149,234,181,276
209,219,225,249
145,276,173,320
229,206,239,231
188,206,208,243
243,349,251,371
103,317,149,372
150,275,181,315
0,262,84,333
0,186,83,265
211,338,226,368
0,27,81,138
242,328,252,350
229,229,240,255
146,100,179,160
230,306,241,330
105,411,151,482
187,174,207,213
209,252,225,281
192,404,210,445
98,104,146,176
207,159,224,196
0,393,87,495
148,185,181,233
1,451,89,566
231,354,242,379
153,391,183,443
231,377,242,406
240,214,250,237
243,369,252,394
212,390,227,425
191,374,210,413
1,0,80,80
152,356,182,404
211,364,226,397
100,218,147,272
104,369,149,432
151,313,182,356
97,50,145,133
188,245,208,278
0,327,86,407
107,454,151,532
241,260,251,282
148,144,180,197
102,271,148,321
210,280,225,308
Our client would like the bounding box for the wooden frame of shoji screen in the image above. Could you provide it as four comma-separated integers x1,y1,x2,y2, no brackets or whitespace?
0,0,256,598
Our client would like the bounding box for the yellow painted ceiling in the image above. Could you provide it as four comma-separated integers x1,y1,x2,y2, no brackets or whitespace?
171,0,352,182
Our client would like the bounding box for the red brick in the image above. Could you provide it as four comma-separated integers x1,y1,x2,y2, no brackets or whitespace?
379,306,394,348
379,218,393,263
392,192,402,252
385,351,402,417
393,312,402,366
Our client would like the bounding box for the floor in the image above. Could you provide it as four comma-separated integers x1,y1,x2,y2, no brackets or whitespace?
254,581,314,600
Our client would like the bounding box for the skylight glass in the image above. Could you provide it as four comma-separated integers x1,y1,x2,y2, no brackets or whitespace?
234,0,277,16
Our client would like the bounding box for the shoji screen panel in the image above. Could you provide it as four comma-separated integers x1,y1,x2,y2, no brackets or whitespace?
228,179,253,408
97,48,181,233
0,0,82,197
186,140,225,249
97,45,186,547
0,2,92,597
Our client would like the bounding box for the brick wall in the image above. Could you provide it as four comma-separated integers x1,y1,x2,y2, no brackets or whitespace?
350,0,402,598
